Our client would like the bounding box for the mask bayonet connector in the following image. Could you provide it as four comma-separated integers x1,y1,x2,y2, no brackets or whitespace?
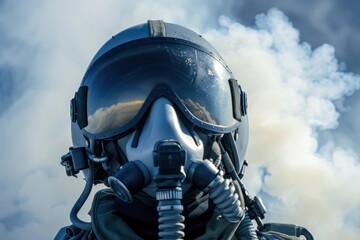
60,147,89,177
60,152,79,177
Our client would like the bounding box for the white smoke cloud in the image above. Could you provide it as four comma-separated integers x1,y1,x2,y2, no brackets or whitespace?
0,1,359,239
204,10,360,239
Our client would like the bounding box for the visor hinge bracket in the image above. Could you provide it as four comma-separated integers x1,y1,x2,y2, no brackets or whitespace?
70,86,89,129
70,97,77,123
240,86,248,117
229,79,248,120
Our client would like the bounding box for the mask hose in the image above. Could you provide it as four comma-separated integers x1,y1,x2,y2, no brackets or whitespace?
187,160,244,223
153,140,186,239
156,187,185,239
218,142,259,238
69,159,93,230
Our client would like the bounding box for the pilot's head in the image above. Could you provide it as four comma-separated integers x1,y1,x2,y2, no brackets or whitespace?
70,20,249,198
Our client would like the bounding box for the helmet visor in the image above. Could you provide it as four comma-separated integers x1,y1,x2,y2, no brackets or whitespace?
83,41,237,138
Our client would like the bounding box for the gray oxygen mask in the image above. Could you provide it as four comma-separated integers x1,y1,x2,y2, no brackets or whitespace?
108,97,244,232
108,97,204,200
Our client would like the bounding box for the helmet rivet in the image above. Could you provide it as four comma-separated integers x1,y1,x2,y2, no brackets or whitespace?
234,130,239,141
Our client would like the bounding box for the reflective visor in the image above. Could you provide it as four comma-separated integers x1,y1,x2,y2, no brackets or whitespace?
83,40,238,138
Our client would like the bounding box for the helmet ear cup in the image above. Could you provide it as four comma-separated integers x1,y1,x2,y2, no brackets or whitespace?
71,122,88,148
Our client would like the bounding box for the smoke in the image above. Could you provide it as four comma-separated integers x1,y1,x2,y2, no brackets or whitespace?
0,1,359,239
204,10,360,239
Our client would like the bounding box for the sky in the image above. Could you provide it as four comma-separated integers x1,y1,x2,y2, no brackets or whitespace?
0,1,359,239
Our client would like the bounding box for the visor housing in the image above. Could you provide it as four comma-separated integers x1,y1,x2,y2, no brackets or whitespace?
82,39,238,139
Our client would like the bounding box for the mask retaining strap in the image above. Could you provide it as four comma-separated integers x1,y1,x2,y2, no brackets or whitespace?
113,140,128,165
131,117,147,148
114,141,128,165
221,132,241,174
218,141,267,229
189,125,201,146
209,135,223,167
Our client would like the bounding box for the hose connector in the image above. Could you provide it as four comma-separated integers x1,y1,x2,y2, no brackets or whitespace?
108,160,151,203
156,187,185,239
187,160,244,223
153,140,186,239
